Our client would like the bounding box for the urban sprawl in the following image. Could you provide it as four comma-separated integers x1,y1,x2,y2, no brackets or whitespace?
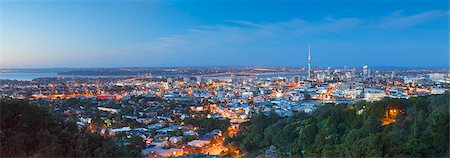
1,64,449,157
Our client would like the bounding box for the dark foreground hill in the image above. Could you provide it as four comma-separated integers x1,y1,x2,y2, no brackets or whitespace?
232,93,449,157
0,99,124,157
1,93,448,157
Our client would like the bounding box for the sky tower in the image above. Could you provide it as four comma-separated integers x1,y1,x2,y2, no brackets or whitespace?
307,45,311,80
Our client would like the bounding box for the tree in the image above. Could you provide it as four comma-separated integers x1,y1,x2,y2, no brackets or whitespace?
184,117,231,132
233,93,449,157
0,99,124,157
123,136,144,157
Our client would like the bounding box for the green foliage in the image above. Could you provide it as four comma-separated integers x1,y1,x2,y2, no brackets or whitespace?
240,111,280,152
169,129,184,136
123,136,145,157
184,117,231,132
234,93,449,157
0,99,125,157
183,134,197,142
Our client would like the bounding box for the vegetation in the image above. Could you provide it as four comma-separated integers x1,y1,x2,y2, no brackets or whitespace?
184,117,231,133
124,136,145,157
0,99,125,157
232,93,449,157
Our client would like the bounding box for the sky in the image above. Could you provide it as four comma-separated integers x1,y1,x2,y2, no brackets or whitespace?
0,0,448,68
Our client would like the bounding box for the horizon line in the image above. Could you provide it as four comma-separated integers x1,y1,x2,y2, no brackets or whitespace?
0,65,449,70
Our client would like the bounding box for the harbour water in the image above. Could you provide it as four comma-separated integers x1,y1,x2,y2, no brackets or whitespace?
0,72,309,81
0,73,58,81
257,73,307,78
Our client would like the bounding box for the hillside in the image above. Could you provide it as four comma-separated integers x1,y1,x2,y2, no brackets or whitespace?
232,93,449,157
0,99,124,157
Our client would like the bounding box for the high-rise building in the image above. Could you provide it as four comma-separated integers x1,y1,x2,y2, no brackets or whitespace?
363,65,369,77
183,77,190,83
352,67,357,76
292,76,300,84
167,78,173,84
327,67,332,75
429,73,444,81
196,76,202,83
307,46,311,80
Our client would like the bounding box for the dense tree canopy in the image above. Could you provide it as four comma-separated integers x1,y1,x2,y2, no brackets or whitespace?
184,117,231,133
232,93,449,157
0,99,124,157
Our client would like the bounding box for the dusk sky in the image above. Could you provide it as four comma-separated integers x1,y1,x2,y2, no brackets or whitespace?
0,0,448,68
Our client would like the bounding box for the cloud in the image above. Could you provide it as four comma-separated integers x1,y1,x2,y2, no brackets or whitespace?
224,20,261,27
376,10,449,29
137,17,362,55
139,25,250,56
117,10,448,66
137,10,448,56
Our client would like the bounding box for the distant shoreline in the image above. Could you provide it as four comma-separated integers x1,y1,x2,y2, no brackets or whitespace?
0,65,448,73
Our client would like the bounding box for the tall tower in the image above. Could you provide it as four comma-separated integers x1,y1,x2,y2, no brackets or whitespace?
307,45,311,80
363,65,368,77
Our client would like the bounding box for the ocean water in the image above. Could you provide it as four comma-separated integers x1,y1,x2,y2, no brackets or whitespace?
0,73,58,81
257,73,307,78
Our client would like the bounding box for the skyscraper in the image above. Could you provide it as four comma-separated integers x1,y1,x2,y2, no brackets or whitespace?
292,76,300,84
196,76,202,83
363,65,369,77
308,46,311,80
352,67,357,76
327,67,332,75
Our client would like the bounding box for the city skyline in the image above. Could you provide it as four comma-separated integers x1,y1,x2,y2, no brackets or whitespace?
1,1,449,157
0,0,449,68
